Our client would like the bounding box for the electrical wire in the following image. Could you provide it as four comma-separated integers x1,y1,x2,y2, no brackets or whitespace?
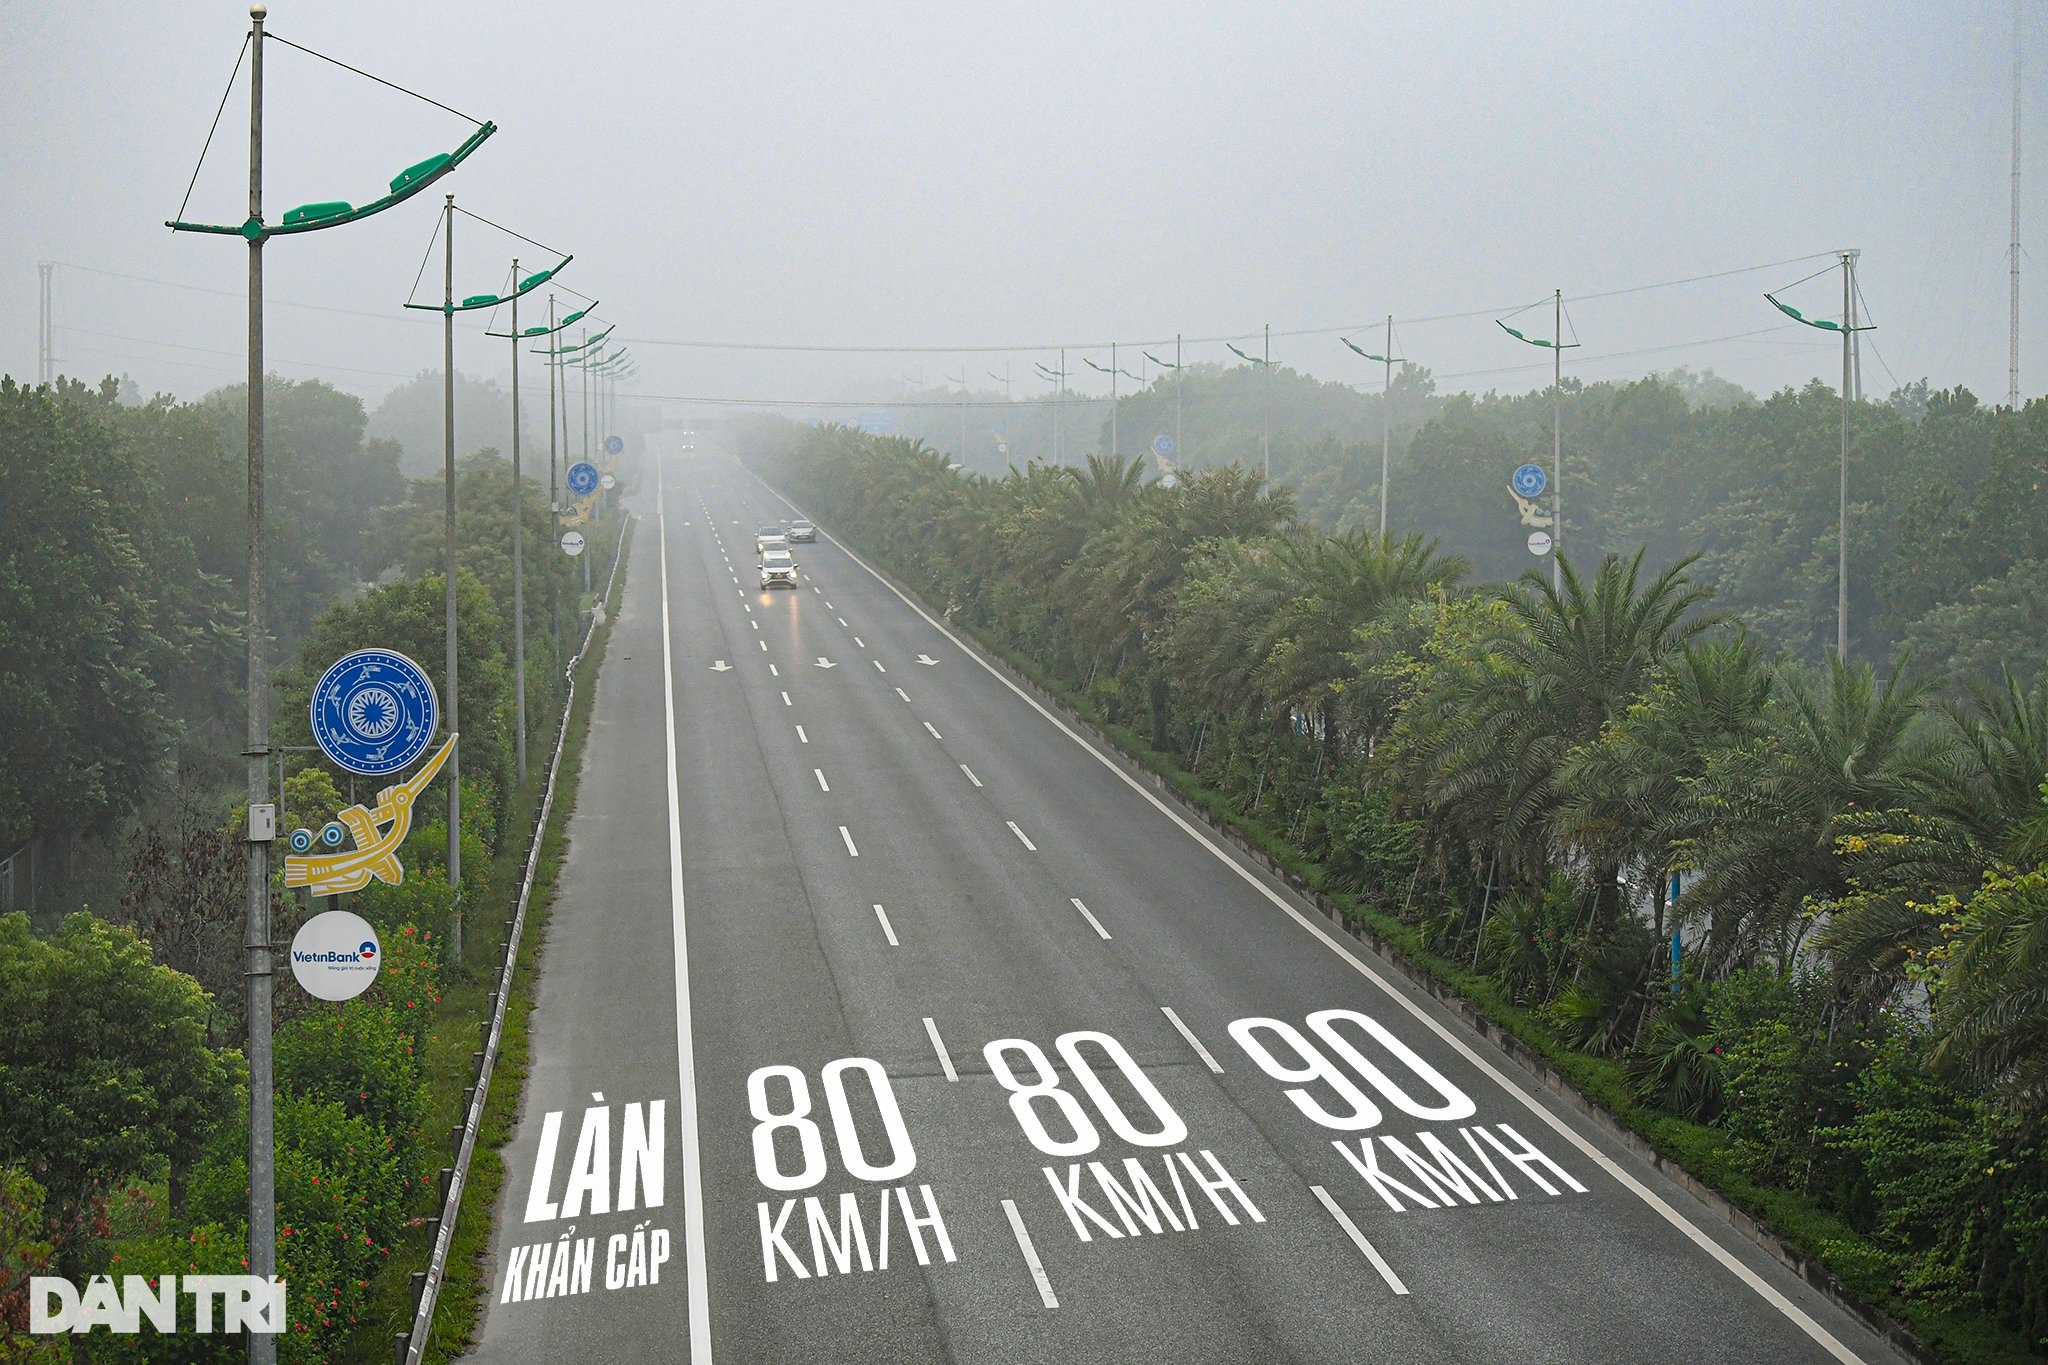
450,206,569,259
613,251,1844,354
173,34,249,225
262,31,483,126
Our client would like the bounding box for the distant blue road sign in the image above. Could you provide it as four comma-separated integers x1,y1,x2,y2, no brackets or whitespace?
567,461,601,496
855,412,897,435
604,434,624,456
1512,463,1548,498
310,648,439,777
1153,433,1176,457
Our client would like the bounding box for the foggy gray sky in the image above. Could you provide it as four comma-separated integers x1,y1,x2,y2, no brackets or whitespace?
4,1,2040,420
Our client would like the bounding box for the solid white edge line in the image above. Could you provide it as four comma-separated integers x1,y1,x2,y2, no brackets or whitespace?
922,1016,958,1081
743,466,1871,1365
960,764,982,788
1002,1199,1059,1309
839,825,859,857
1068,897,1112,941
1160,1006,1224,1074
1311,1185,1408,1295
655,458,715,1362
1006,820,1037,851
815,768,830,792
874,904,899,946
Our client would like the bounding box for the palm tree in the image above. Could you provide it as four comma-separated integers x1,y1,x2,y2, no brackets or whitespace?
1554,632,1772,938
1683,651,1935,975
1820,667,2048,1001
1387,549,1717,919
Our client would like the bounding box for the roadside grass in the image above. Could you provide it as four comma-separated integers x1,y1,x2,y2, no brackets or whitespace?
338,524,632,1364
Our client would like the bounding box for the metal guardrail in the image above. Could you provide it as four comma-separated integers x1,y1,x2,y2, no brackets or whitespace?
398,512,632,1365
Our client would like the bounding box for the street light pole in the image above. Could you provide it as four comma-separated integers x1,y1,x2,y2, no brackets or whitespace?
242,11,276,1361
1175,333,1183,467
1765,256,1871,660
1380,316,1394,537
509,261,526,782
1838,256,1851,659
1263,323,1271,484
1551,289,1563,592
440,194,462,958
546,295,559,662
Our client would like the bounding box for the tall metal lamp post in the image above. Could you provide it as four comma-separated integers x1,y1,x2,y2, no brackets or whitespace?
1342,317,1407,536
1766,250,1875,660
401,206,568,957
165,8,493,1358
1083,343,1142,461
1497,291,1579,591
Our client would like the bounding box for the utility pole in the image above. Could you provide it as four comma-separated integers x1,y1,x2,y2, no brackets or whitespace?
36,262,54,384
242,10,276,1363
1552,289,1563,592
1838,252,1852,660
1262,323,1271,484
440,194,462,959
509,261,526,781
1175,334,1183,467
1111,341,1121,460
1372,316,1408,537
546,296,559,662
2012,0,2024,410
1846,249,1863,401
1056,348,1064,465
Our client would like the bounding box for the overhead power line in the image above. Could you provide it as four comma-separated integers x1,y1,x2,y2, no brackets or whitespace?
611,251,1841,354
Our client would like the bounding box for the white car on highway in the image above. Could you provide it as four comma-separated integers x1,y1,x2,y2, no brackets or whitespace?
759,548,799,590
787,519,816,543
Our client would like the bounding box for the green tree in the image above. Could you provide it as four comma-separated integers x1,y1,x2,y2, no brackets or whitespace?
0,914,240,1263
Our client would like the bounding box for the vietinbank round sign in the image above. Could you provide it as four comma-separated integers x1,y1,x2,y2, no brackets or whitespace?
290,910,381,1001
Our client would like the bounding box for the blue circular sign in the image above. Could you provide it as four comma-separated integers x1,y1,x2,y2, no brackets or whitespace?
567,461,601,496
1512,463,1548,498
310,648,439,777
604,434,624,456
1152,433,1176,457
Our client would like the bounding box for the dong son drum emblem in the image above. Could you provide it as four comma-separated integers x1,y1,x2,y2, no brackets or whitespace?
288,648,456,897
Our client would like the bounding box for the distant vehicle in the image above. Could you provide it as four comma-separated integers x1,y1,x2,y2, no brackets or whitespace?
788,519,816,543
759,549,798,590
755,525,787,558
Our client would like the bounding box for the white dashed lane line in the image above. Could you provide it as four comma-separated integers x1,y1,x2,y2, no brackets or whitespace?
1311,1186,1408,1295
1160,1006,1224,1073
1006,821,1037,851
873,905,899,947
1068,898,1112,941
960,765,982,788
795,726,808,743
839,826,860,857
923,721,942,740
922,1017,958,1082
814,769,831,792
1003,1201,1058,1309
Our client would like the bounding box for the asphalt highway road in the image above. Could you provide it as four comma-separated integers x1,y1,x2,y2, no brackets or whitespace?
462,438,1906,1365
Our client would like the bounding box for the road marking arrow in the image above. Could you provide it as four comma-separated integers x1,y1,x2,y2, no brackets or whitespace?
709,660,732,672
814,657,837,669
916,654,939,666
